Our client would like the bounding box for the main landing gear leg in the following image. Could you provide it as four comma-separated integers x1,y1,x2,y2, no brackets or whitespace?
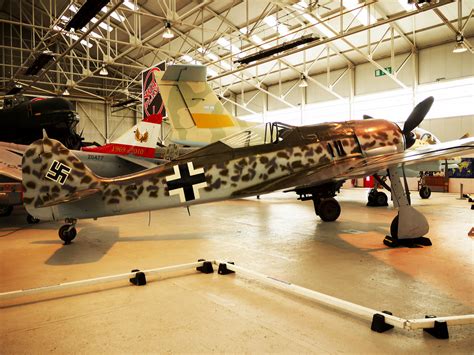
384,168,431,248
295,182,343,222
59,218,78,245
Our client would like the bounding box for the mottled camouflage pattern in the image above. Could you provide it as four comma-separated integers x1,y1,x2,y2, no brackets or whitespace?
155,67,254,146
22,120,405,222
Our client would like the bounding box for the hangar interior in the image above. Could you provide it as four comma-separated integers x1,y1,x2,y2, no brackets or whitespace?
1,0,473,353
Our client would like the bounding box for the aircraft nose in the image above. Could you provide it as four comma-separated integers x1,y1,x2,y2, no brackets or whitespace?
353,119,405,157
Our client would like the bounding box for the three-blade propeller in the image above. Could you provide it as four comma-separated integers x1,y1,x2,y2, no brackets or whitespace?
402,96,434,149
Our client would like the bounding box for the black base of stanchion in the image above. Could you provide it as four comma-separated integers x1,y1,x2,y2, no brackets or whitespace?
384,236,432,248
371,311,395,333
218,262,235,275
196,260,214,274
129,269,147,286
423,315,449,339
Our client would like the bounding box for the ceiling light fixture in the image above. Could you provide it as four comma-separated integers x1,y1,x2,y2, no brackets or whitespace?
63,88,70,96
99,65,109,76
453,34,467,53
163,22,174,39
299,75,309,88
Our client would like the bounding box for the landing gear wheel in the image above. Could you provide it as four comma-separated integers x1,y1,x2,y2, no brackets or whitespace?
58,225,77,245
419,186,431,199
375,191,388,206
26,214,40,224
315,197,341,222
0,205,13,217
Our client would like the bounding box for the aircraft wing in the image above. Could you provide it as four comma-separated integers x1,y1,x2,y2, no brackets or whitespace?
339,137,474,180
233,138,474,197
0,143,25,181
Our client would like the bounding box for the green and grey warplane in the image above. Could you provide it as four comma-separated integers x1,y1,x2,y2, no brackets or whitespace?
21,68,474,246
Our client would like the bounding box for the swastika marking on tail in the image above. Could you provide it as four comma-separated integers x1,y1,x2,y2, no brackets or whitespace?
45,160,71,185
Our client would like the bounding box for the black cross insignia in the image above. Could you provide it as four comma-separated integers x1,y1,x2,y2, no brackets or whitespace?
45,160,71,185
166,162,207,203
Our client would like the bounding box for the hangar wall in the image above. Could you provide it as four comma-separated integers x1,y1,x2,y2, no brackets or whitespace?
75,101,137,145
232,40,474,141
75,40,473,144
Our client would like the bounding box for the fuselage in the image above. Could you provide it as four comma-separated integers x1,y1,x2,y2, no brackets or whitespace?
23,119,405,221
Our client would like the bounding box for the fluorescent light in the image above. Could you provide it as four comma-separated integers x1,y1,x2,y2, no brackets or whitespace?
69,4,78,13
123,0,139,11
239,27,248,34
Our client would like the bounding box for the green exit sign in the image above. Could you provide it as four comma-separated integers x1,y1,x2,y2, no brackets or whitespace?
375,67,392,77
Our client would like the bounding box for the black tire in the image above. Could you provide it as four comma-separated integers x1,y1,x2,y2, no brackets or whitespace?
318,198,341,222
367,191,376,204
58,225,77,244
390,215,399,239
27,214,40,224
375,191,388,206
0,205,13,217
419,186,431,199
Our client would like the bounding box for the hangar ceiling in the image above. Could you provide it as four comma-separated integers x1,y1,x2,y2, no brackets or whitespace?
0,0,473,109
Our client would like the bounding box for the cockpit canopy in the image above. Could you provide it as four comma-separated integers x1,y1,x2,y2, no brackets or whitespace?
220,122,295,148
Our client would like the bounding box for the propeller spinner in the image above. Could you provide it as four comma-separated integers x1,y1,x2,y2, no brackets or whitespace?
403,96,434,149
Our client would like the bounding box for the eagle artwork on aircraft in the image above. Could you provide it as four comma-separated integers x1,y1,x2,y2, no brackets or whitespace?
134,128,149,143
20,66,474,247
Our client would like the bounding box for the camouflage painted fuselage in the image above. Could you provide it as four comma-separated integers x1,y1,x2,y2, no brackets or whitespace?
22,119,404,221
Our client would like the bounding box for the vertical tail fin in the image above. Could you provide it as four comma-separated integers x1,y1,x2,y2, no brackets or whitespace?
82,115,161,157
23,136,101,212
155,64,255,146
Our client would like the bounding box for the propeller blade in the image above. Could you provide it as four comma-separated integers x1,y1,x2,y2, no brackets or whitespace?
403,96,434,134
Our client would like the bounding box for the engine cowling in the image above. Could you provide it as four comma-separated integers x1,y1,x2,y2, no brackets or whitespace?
352,119,405,157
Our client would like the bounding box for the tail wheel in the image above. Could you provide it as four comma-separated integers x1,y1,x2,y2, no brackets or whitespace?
317,198,341,222
375,191,388,206
419,186,431,199
0,205,13,217
58,225,77,244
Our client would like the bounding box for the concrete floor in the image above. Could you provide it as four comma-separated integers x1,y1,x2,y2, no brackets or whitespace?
0,188,473,353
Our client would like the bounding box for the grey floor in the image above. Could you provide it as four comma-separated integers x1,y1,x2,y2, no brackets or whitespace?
1,188,473,353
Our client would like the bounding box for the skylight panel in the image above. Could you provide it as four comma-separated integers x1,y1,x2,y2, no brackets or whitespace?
123,0,139,11
90,17,114,32
397,0,414,11
101,6,126,22
207,68,218,77
181,55,193,63
342,0,376,26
